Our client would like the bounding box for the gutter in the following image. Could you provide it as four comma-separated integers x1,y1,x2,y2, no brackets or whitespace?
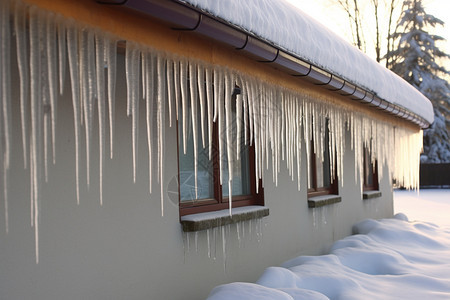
97,0,430,129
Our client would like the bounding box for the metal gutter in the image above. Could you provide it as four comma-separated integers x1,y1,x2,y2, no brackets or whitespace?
97,0,430,129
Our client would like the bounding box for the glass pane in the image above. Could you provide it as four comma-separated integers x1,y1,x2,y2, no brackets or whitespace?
178,99,214,202
222,97,251,197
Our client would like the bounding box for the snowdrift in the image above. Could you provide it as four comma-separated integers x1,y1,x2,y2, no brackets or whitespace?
207,214,450,299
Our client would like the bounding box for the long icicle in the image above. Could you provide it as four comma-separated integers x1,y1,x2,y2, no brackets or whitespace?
197,64,206,148
57,17,66,95
95,34,106,205
105,36,117,159
14,2,29,169
157,54,166,216
189,62,199,199
205,67,213,160
67,23,82,204
180,60,188,154
131,46,141,183
224,70,233,215
29,6,44,264
46,13,58,165
145,52,154,194
1,0,12,234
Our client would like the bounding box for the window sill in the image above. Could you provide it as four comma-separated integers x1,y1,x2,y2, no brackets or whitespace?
363,190,382,200
308,194,341,208
180,206,269,232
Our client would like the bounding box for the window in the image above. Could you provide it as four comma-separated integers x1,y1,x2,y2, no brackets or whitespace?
363,145,379,191
178,89,263,216
307,119,338,197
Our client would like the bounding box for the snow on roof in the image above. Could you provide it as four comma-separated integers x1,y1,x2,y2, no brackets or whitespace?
182,0,434,125
207,213,450,299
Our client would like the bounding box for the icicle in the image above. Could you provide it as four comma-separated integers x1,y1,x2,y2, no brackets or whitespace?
29,6,44,263
166,58,174,127
189,62,199,199
205,67,214,160
180,60,188,154
157,54,166,216
96,34,106,205
46,13,58,165
216,69,224,185
1,0,12,174
105,36,117,159
131,46,141,183
197,64,207,148
224,71,233,215
57,18,66,95
222,226,226,272
125,43,141,183
144,52,154,194
67,23,82,204
173,59,180,121
14,2,29,169
207,229,211,258
79,29,95,188
236,88,242,160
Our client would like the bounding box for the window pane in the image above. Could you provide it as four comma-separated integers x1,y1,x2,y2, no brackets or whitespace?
222,97,251,197
178,101,214,202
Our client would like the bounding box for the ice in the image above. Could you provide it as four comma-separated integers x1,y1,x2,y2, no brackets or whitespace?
189,62,199,198
0,2,427,264
144,52,154,194
156,54,166,216
45,13,58,165
57,18,66,96
224,70,233,214
180,59,188,154
105,36,117,159
67,23,82,204
205,67,213,159
14,2,29,168
197,64,206,148
95,34,106,205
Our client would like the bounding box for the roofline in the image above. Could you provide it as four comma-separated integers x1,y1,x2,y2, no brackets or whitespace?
97,0,431,129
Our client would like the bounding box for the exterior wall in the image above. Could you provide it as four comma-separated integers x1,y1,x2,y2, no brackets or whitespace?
0,44,394,300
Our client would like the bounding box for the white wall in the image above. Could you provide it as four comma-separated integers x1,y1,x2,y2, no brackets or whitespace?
0,52,393,300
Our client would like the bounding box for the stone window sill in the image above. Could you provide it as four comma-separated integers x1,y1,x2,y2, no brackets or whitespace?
308,194,342,208
363,190,382,200
180,206,269,232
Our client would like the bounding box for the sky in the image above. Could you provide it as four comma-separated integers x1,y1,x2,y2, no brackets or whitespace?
286,0,450,70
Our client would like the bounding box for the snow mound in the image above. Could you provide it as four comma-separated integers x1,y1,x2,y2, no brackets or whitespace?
183,0,433,124
207,216,450,299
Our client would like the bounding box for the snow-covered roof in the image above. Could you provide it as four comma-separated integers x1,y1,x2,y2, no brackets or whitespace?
182,0,434,125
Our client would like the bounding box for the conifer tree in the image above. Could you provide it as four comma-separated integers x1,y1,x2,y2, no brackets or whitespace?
386,0,450,163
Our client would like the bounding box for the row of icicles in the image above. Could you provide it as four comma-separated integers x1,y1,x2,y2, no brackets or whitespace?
0,1,423,263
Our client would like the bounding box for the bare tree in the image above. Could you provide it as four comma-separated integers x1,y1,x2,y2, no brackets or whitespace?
336,0,366,51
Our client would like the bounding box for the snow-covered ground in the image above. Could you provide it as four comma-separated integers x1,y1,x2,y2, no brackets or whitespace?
394,189,450,228
207,189,450,299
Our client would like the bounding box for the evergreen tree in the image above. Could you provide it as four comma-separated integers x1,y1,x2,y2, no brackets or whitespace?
386,0,450,163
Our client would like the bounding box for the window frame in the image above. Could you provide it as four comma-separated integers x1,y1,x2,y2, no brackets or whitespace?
177,94,264,217
363,145,379,191
307,121,338,198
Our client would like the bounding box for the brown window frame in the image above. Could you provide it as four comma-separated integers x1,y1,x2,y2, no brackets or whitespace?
178,94,264,217
363,146,379,191
307,121,338,198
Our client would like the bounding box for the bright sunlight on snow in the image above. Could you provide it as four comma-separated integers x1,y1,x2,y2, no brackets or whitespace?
207,189,450,299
